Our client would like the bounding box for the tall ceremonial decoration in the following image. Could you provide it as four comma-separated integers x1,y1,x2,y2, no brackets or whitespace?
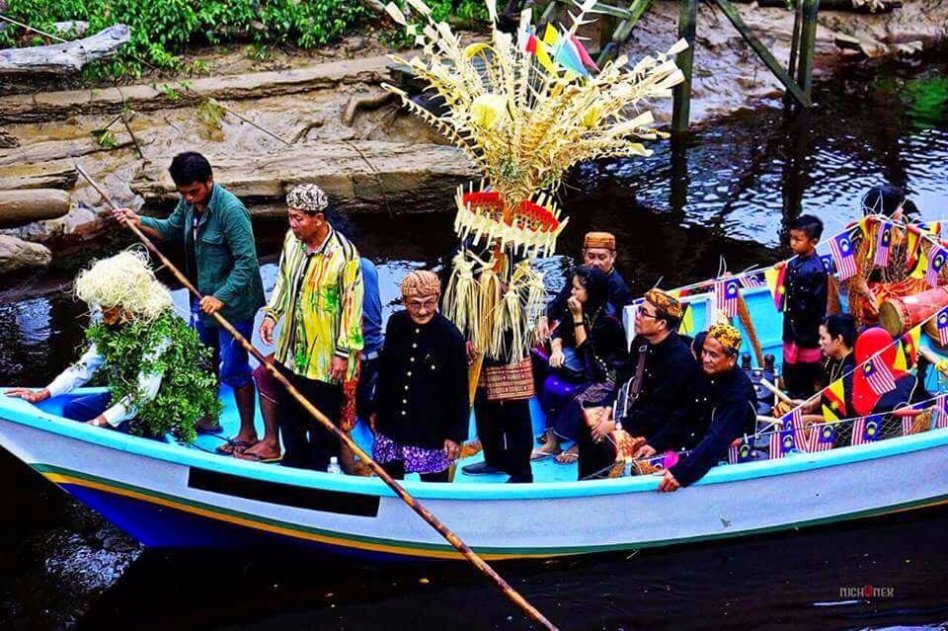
384,0,685,363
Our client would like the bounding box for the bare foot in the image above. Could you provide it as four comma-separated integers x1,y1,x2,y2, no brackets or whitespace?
235,441,282,463
554,444,579,464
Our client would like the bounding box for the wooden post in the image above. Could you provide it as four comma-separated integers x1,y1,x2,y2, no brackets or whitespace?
795,0,820,103
672,0,698,134
784,0,805,107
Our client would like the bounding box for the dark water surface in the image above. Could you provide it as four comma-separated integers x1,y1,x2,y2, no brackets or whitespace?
1,50,948,628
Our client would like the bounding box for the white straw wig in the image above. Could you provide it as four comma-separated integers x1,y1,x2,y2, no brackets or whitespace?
74,250,173,321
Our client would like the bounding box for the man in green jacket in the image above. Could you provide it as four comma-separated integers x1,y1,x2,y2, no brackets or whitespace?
113,152,265,454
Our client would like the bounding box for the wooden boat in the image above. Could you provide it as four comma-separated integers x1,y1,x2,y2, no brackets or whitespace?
2,283,946,560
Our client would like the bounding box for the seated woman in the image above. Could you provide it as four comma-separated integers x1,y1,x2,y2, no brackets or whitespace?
371,271,469,482
534,266,630,464
792,313,857,414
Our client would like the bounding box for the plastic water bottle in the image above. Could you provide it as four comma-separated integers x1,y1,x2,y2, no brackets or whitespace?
327,457,343,475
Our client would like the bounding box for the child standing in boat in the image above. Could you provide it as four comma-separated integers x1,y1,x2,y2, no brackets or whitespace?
781,215,829,398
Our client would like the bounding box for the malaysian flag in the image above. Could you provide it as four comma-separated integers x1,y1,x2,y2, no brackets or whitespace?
829,230,859,280
811,422,837,452
789,407,813,452
933,394,948,430
851,415,882,446
926,244,946,287
863,354,897,396
715,277,740,317
819,254,836,276
740,274,763,288
902,413,920,436
728,437,753,464
937,309,948,347
874,221,893,267
769,425,796,459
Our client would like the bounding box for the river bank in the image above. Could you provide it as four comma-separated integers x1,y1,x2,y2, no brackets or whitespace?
1,2,947,275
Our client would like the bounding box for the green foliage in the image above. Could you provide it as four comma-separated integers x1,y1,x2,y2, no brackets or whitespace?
87,311,222,444
0,0,369,78
92,128,118,149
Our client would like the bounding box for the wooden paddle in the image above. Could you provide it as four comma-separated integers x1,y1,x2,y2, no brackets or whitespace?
75,164,559,631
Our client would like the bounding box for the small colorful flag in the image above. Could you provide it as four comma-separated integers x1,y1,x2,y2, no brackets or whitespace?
769,424,796,459
905,225,923,273
811,422,837,452
902,413,921,436
819,254,836,276
863,354,897,396
829,231,859,280
821,377,847,420
764,265,787,312
925,244,946,287
933,394,948,430
569,34,600,72
894,326,920,371
938,309,948,347
552,36,588,76
917,221,942,237
715,277,740,317
874,221,893,267
728,437,753,464
789,407,813,452
740,273,763,288
851,415,882,446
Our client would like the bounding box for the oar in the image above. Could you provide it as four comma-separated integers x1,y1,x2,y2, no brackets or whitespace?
75,164,559,631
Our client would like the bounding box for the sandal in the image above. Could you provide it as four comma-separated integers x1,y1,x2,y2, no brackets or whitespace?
530,449,559,461
554,450,579,465
234,450,283,464
216,438,253,455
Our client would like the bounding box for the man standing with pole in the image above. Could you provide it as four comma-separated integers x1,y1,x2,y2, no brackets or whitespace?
112,152,265,453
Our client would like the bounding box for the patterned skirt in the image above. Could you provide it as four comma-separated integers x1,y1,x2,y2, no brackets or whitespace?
373,432,452,474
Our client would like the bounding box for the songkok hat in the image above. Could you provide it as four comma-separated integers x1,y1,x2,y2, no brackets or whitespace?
708,321,743,356
401,270,442,298
644,289,683,319
287,183,329,214
583,231,616,250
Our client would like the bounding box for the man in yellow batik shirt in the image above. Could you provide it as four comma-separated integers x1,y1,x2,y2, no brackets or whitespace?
256,183,364,470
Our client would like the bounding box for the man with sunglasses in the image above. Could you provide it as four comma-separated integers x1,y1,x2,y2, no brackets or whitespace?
577,289,698,479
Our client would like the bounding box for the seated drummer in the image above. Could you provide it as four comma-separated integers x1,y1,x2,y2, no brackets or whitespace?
658,322,757,492
577,289,698,480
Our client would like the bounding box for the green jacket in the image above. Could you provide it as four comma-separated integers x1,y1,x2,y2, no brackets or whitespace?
141,184,265,326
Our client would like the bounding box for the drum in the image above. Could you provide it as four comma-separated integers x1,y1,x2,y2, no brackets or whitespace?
878,286,948,337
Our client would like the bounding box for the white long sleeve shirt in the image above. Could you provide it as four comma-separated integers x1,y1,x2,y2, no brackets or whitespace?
45,338,171,427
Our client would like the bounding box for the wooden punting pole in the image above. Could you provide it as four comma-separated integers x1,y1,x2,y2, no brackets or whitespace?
75,164,559,631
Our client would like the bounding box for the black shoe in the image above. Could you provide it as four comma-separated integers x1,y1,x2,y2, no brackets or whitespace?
506,475,533,484
461,461,501,475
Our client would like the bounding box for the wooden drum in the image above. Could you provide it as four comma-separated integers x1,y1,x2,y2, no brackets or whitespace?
879,286,948,337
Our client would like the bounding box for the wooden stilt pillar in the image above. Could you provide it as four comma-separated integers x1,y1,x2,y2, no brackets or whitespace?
795,0,820,103
672,0,699,134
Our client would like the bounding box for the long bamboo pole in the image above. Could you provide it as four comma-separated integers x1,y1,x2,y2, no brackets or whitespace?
74,164,558,631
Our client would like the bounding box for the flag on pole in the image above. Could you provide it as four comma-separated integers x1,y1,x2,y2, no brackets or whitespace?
715,277,740,317
829,230,859,280
811,422,837,452
789,407,813,452
863,354,897,396
937,309,948,347
933,394,948,430
819,254,836,276
769,424,796,459
851,415,882,445
728,437,753,464
874,221,893,267
925,243,946,287
764,266,787,312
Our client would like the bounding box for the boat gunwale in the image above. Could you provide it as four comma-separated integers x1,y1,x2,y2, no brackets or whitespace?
2,387,946,501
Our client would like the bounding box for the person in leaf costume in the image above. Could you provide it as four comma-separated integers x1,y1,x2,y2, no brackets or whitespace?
4,251,220,443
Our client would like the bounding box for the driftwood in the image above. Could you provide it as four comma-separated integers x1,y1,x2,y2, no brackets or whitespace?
0,24,131,74
0,189,71,228
0,55,395,124
0,160,79,191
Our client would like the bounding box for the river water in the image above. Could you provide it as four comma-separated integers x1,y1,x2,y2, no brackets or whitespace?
1,50,947,628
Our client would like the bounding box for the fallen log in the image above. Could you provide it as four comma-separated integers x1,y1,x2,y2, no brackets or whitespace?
0,160,79,191
0,55,398,124
0,189,71,228
0,24,131,74
0,234,52,274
